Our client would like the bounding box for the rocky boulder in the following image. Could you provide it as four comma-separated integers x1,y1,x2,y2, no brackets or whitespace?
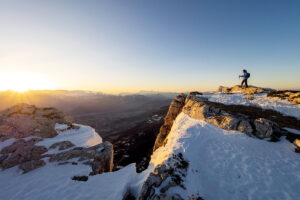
49,141,114,174
0,138,47,171
254,118,281,139
0,104,70,141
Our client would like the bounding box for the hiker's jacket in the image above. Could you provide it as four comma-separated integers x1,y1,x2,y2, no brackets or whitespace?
243,72,249,79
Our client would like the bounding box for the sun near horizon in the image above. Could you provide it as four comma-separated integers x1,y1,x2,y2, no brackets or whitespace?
0,72,54,92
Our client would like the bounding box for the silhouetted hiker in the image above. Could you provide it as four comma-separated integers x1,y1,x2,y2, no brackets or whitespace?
239,69,250,88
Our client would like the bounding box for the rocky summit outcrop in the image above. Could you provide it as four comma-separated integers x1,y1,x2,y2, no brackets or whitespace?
182,94,283,139
0,103,114,175
267,90,300,104
154,92,285,153
0,103,70,141
219,85,269,95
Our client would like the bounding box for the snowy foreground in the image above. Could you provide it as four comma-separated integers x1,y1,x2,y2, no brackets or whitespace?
1,113,300,199
200,92,300,119
0,124,151,200
152,113,300,200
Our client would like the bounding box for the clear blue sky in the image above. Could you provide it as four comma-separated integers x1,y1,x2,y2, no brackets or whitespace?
0,0,299,93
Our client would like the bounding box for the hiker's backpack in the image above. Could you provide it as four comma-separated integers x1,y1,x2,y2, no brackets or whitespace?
247,72,250,78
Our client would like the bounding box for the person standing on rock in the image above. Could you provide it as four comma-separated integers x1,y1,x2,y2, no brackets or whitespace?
239,69,250,88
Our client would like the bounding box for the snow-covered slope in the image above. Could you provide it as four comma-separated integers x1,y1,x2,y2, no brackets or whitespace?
0,123,134,200
201,92,300,119
0,162,150,200
151,113,300,200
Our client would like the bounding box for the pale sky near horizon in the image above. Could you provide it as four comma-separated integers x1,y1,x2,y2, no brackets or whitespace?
0,0,299,93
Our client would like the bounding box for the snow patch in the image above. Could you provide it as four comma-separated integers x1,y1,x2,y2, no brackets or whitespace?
151,113,300,200
0,162,152,200
37,124,102,149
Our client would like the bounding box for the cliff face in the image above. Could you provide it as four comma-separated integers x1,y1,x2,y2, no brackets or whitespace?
153,94,186,151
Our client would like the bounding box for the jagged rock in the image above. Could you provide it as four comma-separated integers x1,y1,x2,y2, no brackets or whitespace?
137,153,188,200
237,120,254,135
254,118,280,138
153,93,187,151
219,115,240,130
49,141,75,150
19,160,46,173
138,173,164,200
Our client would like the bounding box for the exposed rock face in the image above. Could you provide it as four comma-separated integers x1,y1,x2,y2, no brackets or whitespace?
254,118,280,138
219,85,267,95
0,104,70,141
267,90,300,104
91,141,114,174
154,92,284,153
182,94,282,139
19,160,46,173
0,138,47,171
153,94,187,151
49,141,114,174
137,153,187,200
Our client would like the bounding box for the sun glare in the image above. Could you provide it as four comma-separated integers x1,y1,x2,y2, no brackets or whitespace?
0,72,53,92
